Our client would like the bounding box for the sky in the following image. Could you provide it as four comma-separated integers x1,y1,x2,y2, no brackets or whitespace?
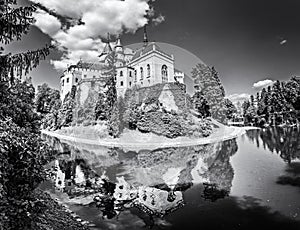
6,0,300,102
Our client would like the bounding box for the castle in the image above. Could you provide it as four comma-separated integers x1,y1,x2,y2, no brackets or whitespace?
60,27,185,100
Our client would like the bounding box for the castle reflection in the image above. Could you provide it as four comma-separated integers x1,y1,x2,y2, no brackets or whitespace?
44,135,238,222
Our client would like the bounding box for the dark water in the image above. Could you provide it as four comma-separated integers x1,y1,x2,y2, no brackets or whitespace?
42,127,300,229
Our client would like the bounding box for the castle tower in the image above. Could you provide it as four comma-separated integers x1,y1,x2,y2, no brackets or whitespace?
115,34,123,53
99,33,113,57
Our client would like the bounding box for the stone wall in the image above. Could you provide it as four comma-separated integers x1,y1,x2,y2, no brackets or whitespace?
124,82,191,112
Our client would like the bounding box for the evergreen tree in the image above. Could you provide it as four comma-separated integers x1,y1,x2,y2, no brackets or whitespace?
95,92,107,120
0,1,54,228
191,64,227,124
108,102,120,138
224,98,237,120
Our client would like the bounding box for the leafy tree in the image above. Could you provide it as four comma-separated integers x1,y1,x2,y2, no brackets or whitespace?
0,1,55,228
192,91,210,118
36,83,61,114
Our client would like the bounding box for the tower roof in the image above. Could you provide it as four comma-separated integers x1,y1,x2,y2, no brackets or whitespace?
131,42,173,62
115,34,123,53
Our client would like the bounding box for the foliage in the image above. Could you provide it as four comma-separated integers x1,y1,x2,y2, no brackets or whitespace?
0,1,65,229
95,92,107,121
123,101,140,130
191,63,228,124
36,83,61,114
103,51,117,118
57,86,76,128
192,91,211,118
0,1,52,81
0,79,40,133
35,83,61,130
243,77,300,126
108,102,120,138
224,98,237,120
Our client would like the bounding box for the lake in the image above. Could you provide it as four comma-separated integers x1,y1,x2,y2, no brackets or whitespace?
42,127,300,229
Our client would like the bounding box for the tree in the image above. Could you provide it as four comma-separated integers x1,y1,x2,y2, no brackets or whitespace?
108,102,120,138
224,98,237,120
95,92,107,120
192,91,210,118
0,1,55,228
191,64,227,124
35,83,61,114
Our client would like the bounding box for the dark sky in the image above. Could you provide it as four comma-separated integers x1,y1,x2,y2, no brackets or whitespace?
6,0,300,96
123,0,300,96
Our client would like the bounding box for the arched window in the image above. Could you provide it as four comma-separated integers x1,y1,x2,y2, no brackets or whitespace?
120,70,123,77
134,69,137,82
161,65,168,82
147,64,150,77
140,67,144,80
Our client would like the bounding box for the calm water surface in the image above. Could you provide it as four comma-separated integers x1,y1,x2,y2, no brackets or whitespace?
42,127,300,229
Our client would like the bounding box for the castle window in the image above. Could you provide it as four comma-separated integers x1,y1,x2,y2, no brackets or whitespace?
93,75,96,79
120,81,123,86
62,80,64,86
75,78,78,83
161,65,168,83
147,64,150,77
84,74,87,78
140,67,144,80
129,71,132,77
129,82,132,87
67,78,69,83
120,71,123,77
134,70,137,82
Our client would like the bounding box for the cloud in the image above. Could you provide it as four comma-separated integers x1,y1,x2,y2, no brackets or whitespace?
226,93,250,104
33,9,61,36
280,39,287,45
32,0,156,70
253,79,274,89
152,14,165,26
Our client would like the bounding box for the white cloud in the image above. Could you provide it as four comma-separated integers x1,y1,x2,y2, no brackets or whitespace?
226,93,250,104
32,0,154,70
33,9,61,36
280,39,287,45
253,79,274,89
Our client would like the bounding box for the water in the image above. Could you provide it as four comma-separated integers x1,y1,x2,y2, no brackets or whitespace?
42,127,300,229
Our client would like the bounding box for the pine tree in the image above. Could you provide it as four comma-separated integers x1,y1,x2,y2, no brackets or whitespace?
95,92,107,120
0,1,54,228
191,64,227,123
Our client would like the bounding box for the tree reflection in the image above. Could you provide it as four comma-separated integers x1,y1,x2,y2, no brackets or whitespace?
246,127,300,163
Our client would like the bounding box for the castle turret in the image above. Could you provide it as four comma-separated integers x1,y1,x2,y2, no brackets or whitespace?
115,34,123,53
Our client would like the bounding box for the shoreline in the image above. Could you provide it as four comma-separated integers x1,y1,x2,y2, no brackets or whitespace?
42,126,252,150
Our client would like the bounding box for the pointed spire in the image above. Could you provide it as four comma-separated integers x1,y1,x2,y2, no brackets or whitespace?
115,34,123,53
143,25,148,47
99,33,112,57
